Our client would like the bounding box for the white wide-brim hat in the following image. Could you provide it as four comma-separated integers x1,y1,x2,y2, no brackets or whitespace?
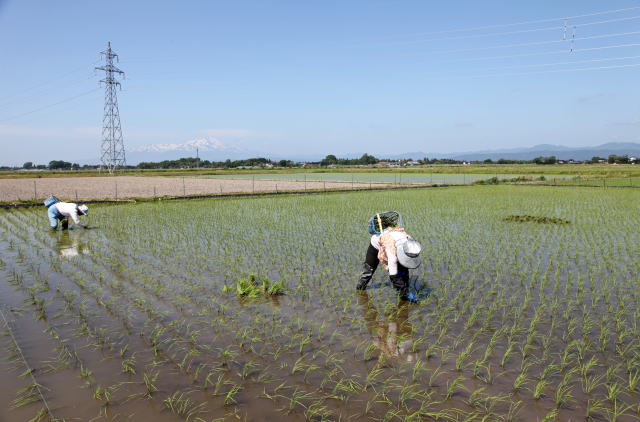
78,205,89,215
396,238,422,269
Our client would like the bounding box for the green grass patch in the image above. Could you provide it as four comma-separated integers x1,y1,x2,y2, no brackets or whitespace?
504,215,570,224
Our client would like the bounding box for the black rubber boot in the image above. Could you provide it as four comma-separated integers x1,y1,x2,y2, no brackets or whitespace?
399,268,409,288
389,274,406,294
356,263,375,290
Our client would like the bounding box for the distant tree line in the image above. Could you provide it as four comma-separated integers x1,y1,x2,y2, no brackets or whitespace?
320,154,379,166
10,153,638,171
16,157,295,170
482,158,529,164
532,156,557,165
137,157,274,169
419,157,467,164
48,160,81,170
606,154,632,164
21,161,84,170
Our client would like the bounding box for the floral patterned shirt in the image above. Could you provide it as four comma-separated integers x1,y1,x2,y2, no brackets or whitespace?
371,227,409,275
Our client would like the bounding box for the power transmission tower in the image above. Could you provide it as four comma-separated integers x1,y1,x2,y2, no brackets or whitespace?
96,42,126,174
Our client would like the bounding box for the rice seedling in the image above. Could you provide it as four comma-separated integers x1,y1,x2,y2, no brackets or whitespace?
582,372,605,395
540,408,558,422
465,386,486,408
606,400,634,422
627,370,640,392
532,379,550,400
585,398,607,421
512,371,528,392
0,308,55,420
233,274,286,297
446,375,466,399
223,384,242,406
121,356,136,375
164,390,207,419
238,360,257,380
142,370,159,397
455,340,475,371
554,378,574,409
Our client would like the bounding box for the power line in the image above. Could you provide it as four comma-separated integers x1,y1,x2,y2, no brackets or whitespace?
425,30,640,55
364,6,640,43
425,55,640,75
445,42,640,63
436,6,640,33
436,61,640,80
575,13,640,28
0,59,101,109
358,14,640,47
0,76,96,113
0,88,100,123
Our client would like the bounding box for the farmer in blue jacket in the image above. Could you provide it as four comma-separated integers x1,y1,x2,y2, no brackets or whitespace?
44,196,88,230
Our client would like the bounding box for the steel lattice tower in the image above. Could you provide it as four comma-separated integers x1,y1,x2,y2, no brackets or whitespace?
96,42,126,173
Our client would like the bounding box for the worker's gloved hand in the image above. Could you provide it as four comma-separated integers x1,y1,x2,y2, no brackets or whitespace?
402,291,419,303
390,274,418,303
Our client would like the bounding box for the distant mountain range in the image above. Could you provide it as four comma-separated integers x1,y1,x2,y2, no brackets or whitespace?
119,140,640,164
384,142,640,162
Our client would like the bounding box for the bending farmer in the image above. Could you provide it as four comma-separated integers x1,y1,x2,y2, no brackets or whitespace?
44,196,89,230
356,211,422,302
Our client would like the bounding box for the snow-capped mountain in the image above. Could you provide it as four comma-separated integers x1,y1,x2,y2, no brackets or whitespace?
131,138,234,153
126,137,260,164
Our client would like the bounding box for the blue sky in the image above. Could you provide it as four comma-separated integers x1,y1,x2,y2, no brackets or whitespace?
1,0,640,165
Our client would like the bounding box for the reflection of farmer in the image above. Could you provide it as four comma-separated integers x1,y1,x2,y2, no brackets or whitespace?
44,196,88,230
356,211,422,302
57,231,89,258
358,291,416,361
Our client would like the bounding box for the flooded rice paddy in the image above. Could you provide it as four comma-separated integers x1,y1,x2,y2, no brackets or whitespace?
195,172,549,185
1,186,639,421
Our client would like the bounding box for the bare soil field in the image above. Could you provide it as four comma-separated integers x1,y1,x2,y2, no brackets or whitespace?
0,176,389,202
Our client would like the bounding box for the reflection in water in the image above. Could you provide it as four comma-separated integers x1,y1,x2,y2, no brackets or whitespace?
357,291,417,362
56,230,89,258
